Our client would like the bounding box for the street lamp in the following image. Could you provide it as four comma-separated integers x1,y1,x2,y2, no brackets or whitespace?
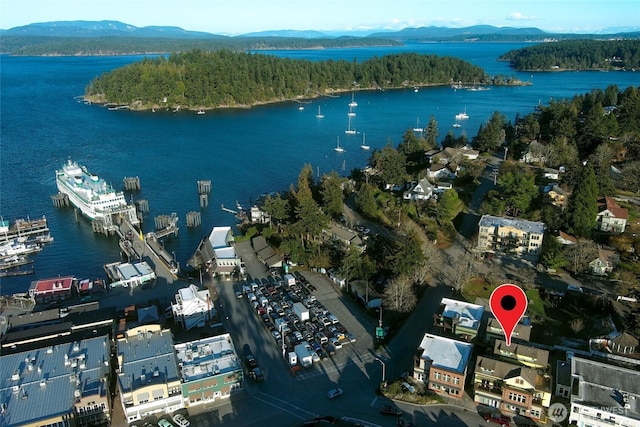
375,356,386,383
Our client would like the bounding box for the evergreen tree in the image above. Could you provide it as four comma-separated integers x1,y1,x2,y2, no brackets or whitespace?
320,171,345,219
566,163,598,237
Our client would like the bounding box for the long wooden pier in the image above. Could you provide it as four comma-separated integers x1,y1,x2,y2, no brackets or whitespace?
0,216,50,244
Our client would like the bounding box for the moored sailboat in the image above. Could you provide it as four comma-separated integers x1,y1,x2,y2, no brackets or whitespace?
334,136,345,153
360,133,370,150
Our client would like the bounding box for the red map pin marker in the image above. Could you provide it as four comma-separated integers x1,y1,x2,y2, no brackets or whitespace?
489,284,528,346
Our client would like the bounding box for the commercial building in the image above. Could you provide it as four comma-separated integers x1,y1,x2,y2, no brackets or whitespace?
28,276,77,303
477,215,545,261
412,333,473,398
568,357,640,427
174,333,243,407
170,284,216,330
116,325,183,423
103,261,156,288
0,335,111,427
433,298,484,341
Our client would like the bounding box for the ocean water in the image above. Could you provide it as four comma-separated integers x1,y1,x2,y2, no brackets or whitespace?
1,43,638,295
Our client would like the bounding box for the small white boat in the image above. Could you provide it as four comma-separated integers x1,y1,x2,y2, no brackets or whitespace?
348,106,356,117
345,115,356,135
360,133,370,150
452,123,462,128
334,137,345,153
298,105,304,111
316,106,324,118
413,117,423,132
197,109,205,115
348,92,358,107
455,108,469,120
414,87,419,93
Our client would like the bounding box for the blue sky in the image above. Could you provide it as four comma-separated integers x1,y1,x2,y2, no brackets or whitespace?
1,0,638,34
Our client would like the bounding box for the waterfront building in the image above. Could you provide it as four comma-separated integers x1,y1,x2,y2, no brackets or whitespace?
412,333,473,398
204,226,242,277
28,276,77,303
103,260,156,288
0,335,111,426
116,325,183,423
170,284,216,330
174,333,243,407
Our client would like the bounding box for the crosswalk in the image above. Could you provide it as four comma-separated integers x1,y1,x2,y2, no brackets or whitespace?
295,352,376,381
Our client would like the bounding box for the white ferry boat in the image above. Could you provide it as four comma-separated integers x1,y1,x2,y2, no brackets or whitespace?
55,159,139,224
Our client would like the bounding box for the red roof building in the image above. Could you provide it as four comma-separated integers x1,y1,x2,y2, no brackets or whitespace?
28,276,76,302
597,196,628,233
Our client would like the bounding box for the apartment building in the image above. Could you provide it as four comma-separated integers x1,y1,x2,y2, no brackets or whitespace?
171,284,216,331
413,333,473,398
477,215,545,261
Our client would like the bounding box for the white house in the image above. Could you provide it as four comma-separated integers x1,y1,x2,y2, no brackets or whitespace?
171,284,216,330
596,196,628,233
589,247,619,276
403,178,434,201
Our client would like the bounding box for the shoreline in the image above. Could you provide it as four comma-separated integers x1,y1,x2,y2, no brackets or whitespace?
84,80,532,113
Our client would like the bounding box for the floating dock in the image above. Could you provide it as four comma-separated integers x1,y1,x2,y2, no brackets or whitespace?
0,216,50,244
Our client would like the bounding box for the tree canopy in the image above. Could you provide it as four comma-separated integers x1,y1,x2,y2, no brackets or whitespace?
84,50,488,108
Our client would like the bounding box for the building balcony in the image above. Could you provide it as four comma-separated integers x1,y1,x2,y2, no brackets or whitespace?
475,384,503,397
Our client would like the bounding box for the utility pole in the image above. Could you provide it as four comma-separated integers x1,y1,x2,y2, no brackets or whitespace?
375,356,386,383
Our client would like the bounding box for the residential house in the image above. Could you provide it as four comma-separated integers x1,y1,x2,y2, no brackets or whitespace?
477,215,546,261
413,333,473,398
473,356,552,422
485,316,532,345
589,247,619,276
545,185,569,209
519,140,547,164
174,334,243,407
493,339,549,370
433,298,484,341
0,335,111,427
568,357,640,427
249,206,270,224
596,196,628,233
427,163,456,180
556,231,577,245
434,146,480,164
542,168,560,180
322,224,363,249
117,325,183,423
403,178,434,201
171,284,216,330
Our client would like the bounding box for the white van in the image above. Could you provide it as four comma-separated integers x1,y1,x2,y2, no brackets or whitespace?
247,292,257,303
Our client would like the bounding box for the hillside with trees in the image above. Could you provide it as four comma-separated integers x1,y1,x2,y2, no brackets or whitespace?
499,39,640,71
84,50,488,109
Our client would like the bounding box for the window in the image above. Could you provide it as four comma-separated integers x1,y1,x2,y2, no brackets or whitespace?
515,378,524,385
433,372,441,380
453,377,460,385
443,374,450,382
508,392,526,403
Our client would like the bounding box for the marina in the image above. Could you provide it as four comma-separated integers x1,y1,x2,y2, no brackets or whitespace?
0,216,50,244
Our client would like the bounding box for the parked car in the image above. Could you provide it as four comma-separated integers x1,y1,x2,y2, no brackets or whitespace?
327,388,344,399
329,337,342,349
172,414,191,427
249,367,265,382
483,413,511,426
380,405,403,416
401,382,416,393
158,420,175,427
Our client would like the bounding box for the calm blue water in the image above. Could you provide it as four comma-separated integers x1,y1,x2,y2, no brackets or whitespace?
1,43,638,295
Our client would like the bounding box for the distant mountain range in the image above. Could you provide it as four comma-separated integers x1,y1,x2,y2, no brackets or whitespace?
3,20,639,41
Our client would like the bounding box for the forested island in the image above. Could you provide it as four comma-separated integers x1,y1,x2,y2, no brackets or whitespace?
0,35,402,56
499,39,640,71
84,50,496,110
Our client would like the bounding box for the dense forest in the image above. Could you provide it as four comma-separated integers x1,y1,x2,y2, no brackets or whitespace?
499,39,640,71
84,50,488,108
0,35,401,56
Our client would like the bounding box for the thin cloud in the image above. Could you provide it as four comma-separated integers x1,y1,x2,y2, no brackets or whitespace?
506,12,536,21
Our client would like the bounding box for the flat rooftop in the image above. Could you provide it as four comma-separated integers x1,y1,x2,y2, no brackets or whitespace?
117,261,153,280
174,333,241,383
479,215,546,235
418,333,473,374
29,276,75,294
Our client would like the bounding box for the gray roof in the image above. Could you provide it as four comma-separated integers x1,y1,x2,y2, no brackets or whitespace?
572,357,640,419
117,328,179,393
493,339,549,367
418,333,473,374
0,335,110,426
174,334,242,383
478,215,546,235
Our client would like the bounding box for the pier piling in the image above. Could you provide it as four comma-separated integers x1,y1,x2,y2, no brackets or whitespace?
197,180,211,208
186,211,201,227
123,176,141,191
51,193,69,207
135,199,149,214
